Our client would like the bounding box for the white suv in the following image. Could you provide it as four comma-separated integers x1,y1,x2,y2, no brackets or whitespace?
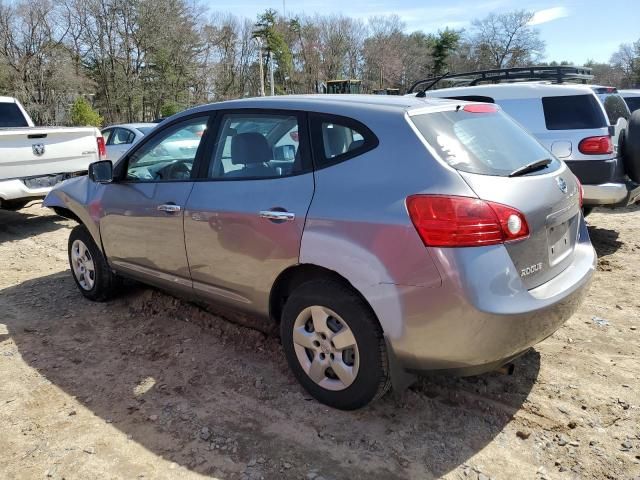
409,68,640,210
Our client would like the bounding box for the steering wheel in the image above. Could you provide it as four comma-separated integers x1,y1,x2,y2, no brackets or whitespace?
159,160,192,180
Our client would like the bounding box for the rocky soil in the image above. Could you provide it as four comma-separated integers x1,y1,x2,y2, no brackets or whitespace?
0,202,639,480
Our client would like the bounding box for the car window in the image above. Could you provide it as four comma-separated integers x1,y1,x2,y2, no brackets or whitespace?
624,97,640,113
102,128,113,144
411,107,561,177
112,128,135,145
601,94,631,124
311,114,376,167
208,113,302,179
541,94,607,130
0,102,29,127
125,116,208,182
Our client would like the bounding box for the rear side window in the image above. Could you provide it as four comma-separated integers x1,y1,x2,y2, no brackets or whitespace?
602,95,630,124
542,94,606,130
411,108,561,177
310,114,378,167
624,97,640,113
0,102,29,127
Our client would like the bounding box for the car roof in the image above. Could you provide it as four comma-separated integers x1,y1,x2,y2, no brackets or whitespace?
0,96,18,104
423,82,598,100
104,123,156,131
185,94,463,117
620,89,640,97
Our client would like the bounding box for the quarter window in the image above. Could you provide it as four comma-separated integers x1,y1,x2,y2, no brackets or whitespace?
311,114,377,167
541,95,607,130
125,116,208,182
208,113,304,179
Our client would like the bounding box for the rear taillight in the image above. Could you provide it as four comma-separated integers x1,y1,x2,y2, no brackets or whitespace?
406,195,529,247
578,136,613,155
576,177,584,208
97,136,107,159
463,104,498,113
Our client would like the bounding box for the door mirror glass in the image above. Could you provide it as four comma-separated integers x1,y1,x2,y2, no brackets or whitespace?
88,160,113,183
273,144,295,161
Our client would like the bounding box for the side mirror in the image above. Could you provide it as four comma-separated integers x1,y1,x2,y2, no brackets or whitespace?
273,144,295,161
88,160,113,183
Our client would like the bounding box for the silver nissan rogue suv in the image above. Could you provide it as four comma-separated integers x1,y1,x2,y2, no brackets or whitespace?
44,95,596,410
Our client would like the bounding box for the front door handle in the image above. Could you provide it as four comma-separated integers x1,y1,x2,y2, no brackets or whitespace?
157,203,181,213
259,210,295,222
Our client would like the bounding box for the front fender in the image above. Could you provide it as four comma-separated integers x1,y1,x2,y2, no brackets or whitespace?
43,176,103,248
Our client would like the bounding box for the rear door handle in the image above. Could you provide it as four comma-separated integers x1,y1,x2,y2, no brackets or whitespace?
259,210,295,221
157,203,181,213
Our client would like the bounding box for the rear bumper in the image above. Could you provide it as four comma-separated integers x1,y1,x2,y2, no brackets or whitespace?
0,172,86,203
0,179,50,202
383,215,596,375
582,181,640,206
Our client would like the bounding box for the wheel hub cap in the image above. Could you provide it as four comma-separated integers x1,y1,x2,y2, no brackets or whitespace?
292,306,360,391
71,239,96,291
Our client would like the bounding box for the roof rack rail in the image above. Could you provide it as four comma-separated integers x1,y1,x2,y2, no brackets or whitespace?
408,66,594,94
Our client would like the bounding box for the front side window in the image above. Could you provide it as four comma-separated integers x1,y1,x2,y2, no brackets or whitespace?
125,116,208,182
209,113,303,179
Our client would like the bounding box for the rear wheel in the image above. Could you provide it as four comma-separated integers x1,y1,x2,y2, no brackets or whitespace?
280,280,390,410
622,110,640,183
68,225,119,301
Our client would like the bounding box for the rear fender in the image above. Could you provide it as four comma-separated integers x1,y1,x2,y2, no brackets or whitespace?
43,176,103,248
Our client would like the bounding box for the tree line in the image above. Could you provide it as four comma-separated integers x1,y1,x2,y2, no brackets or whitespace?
0,0,638,126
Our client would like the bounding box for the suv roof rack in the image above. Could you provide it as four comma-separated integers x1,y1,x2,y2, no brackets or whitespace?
409,66,594,95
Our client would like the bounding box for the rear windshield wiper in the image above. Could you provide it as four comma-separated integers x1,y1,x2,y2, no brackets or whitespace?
508,158,552,177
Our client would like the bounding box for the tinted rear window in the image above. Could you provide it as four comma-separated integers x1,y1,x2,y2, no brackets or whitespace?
0,102,29,128
411,108,560,177
542,94,606,130
624,97,640,113
137,126,154,135
601,94,630,124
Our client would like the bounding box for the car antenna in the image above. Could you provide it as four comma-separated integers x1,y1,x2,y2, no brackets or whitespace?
414,72,450,97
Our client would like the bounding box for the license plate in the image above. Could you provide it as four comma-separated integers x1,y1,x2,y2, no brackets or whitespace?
548,220,572,265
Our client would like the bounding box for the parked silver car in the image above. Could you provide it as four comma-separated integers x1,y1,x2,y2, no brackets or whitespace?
44,95,596,409
101,123,156,161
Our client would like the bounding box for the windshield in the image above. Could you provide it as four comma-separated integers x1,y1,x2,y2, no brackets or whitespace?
411,107,561,177
0,102,29,128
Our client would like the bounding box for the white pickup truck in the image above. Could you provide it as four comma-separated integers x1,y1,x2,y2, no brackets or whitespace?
0,96,106,210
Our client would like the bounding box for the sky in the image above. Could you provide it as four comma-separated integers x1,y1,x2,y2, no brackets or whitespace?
210,0,640,64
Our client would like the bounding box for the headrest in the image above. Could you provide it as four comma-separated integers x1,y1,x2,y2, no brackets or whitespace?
324,126,347,158
231,132,271,165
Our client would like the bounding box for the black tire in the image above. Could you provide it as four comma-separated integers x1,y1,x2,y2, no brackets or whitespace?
68,224,119,301
280,279,391,410
623,110,640,183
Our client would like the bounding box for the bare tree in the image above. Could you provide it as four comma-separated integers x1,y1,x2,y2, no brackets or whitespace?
469,10,545,69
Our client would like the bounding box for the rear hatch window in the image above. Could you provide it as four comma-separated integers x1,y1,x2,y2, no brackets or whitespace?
600,94,631,124
624,96,640,113
410,106,561,177
541,94,606,130
0,102,29,128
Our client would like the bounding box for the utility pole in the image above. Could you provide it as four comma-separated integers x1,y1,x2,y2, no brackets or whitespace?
256,37,265,96
269,50,275,96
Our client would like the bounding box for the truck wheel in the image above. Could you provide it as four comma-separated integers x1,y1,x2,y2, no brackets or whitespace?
68,224,119,301
280,280,391,410
622,110,640,183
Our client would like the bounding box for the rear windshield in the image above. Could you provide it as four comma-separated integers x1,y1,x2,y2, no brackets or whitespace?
136,126,154,135
542,94,606,130
0,102,29,128
624,96,640,113
411,108,560,177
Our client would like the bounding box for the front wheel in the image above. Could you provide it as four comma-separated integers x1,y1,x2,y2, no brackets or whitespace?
280,280,391,410
68,225,119,301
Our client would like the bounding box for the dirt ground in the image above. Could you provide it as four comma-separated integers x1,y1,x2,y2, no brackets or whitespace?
0,202,638,480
